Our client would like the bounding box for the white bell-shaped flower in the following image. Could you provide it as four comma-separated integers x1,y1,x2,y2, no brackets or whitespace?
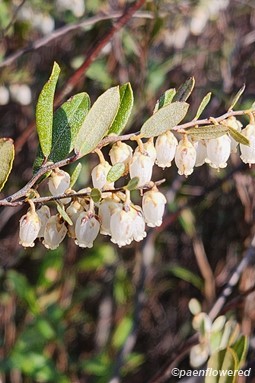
142,189,167,227
43,215,67,250
155,131,178,168
98,198,122,235
37,205,51,238
225,116,242,153
240,124,255,165
143,139,157,162
175,136,196,176
110,209,134,247
109,142,133,166
131,208,147,242
190,343,210,368
91,161,113,190
66,201,84,238
129,151,154,187
48,168,70,196
206,135,231,169
75,212,100,248
194,140,207,167
19,209,41,247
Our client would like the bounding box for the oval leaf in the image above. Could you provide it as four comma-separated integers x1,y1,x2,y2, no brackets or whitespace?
141,101,189,138
107,162,125,183
0,138,15,192
228,125,250,146
108,83,133,135
125,177,139,191
154,88,176,112
57,203,73,226
174,77,195,102
36,62,60,157
186,124,229,140
90,188,101,203
74,86,120,156
194,92,212,120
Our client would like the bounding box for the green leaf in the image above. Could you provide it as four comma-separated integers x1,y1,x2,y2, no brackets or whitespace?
186,124,229,140
90,188,101,203
125,177,139,191
36,62,60,157
231,335,248,365
228,84,245,111
112,316,133,349
206,349,238,383
108,83,133,135
154,88,176,112
227,125,250,145
0,138,15,191
141,101,189,138
107,162,125,183
194,92,212,120
74,86,120,156
174,77,195,102
70,162,82,188
167,265,203,290
56,203,73,225
33,93,90,172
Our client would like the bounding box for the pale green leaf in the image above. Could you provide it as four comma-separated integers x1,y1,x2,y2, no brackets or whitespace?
194,92,212,120
74,86,120,156
112,316,133,349
141,101,189,138
231,335,248,365
36,62,60,157
227,125,250,146
186,124,229,140
228,84,245,111
90,188,101,203
125,177,139,191
107,162,125,182
70,163,82,188
174,77,195,102
108,83,133,135
0,138,15,192
154,88,176,112
57,203,73,226
219,348,239,383
206,349,238,383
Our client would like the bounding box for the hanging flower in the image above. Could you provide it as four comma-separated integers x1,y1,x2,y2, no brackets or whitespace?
131,207,147,242
98,197,122,236
66,201,84,238
175,136,196,176
155,131,178,168
91,161,113,190
225,116,242,153
43,215,67,250
194,140,207,167
48,168,70,195
129,151,154,187
206,135,231,169
109,141,133,166
37,205,51,238
240,124,255,165
142,189,167,227
75,211,100,248
19,209,41,248
110,208,134,247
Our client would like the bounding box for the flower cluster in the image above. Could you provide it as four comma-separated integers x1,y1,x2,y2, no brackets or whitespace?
19,115,255,250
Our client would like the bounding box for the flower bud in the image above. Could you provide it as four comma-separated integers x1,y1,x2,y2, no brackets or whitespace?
206,135,231,169
19,210,41,247
48,168,71,202
109,142,133,166
98,198,122,235
37,205,51,238
240,124,255,164
155,131,178,168
129,152,154,187
91,161,113,190
75,212,100,248
43,215,67,250
110,209,134,247
142,189,167,227
175,137,196,176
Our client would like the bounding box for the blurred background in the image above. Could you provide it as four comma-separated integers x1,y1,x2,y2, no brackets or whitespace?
1,0,255,382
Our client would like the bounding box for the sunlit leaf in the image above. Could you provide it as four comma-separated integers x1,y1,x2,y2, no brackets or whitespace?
231,335,248,364
154,88,176,112
141,101,189,138
228,84,245,111
112,316,133,349
74,86,120,156
108,83,133,135
227,125,250,145
186,124,229,140
107,162,125,182
174,77,195,102
0,138,15,191
36,62,60,157
194,92,212,120
56,203,73,225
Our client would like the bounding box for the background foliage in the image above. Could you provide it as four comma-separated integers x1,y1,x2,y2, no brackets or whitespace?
1,0,255,382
